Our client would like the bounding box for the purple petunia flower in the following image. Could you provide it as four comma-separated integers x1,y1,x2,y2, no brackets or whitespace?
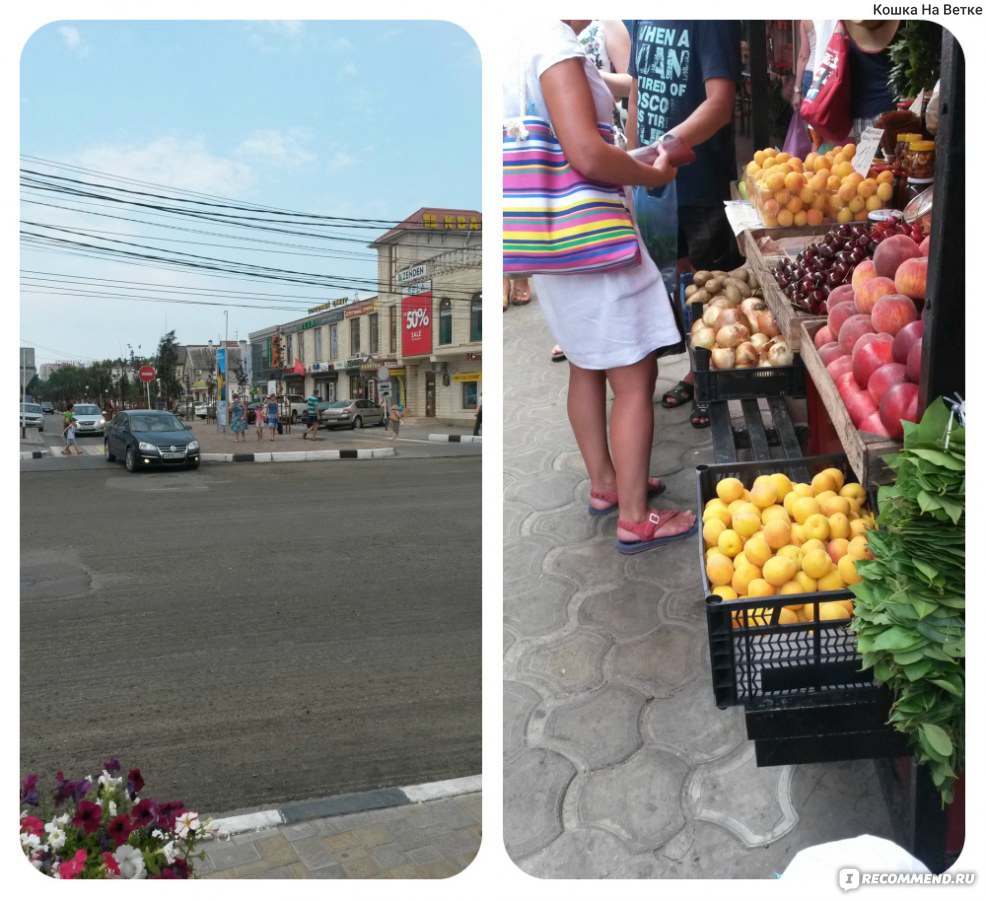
126,768,144,800
103,757,121,775
131,798,158,828
73,800,103,835
155,800,185,831
21,774,39,806
106,813,133,845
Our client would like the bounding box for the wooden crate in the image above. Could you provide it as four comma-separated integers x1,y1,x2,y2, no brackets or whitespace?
798,319,901,485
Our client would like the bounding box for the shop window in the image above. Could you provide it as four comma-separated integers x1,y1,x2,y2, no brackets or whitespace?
297,333,304,363
389,306,397,354
314,326,323,361
369,313,379,353
470,293,482,342
329,324,338,359
439,298,452,345
350,318,361,355
286,334,293,364
462,381,478,409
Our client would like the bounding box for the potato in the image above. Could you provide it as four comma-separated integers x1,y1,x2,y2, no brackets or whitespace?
724,284,743,303
704,276,725,295
724,277,752,298
692,270,712,287
729,267,750,283
686,288,710,306
685,283,699,298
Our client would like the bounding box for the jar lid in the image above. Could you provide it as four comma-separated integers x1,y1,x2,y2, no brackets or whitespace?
906,177,934,184
908,140,935,151
897,132,920,142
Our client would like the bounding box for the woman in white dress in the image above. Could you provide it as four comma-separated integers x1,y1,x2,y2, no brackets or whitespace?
504,20,697,553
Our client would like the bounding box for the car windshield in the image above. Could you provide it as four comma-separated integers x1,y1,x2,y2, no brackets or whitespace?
325,401,351,409
74,405,100,415
129,414,184,433
22,403,42,413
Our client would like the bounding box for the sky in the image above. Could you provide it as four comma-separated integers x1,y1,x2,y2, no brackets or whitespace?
18,19,481,369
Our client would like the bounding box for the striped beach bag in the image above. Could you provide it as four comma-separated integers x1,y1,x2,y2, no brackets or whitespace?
503,116,641,276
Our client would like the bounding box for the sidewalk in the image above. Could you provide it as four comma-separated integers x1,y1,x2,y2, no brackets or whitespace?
503,295,898,878
197,779,481,879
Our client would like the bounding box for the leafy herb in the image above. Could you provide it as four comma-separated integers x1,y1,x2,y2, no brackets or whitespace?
850,398,964,803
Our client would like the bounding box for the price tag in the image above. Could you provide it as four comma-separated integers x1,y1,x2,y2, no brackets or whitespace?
723,200,763,236
852,127,885,176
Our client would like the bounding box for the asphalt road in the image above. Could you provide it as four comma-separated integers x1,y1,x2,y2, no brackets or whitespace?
20,457,481,817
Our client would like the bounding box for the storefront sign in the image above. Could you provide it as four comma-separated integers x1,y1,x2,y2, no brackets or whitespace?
345,300,377,319
308,296,350,314
465,352,482,361
397,263,427,284
387,368,406,377
343,356,366,369
452,372,482,383
422,211,481,231
401,291,433,357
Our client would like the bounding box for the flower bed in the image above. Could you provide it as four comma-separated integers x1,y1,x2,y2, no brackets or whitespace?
20,757,213,879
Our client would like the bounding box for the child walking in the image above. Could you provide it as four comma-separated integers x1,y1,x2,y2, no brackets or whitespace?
61,416,82,455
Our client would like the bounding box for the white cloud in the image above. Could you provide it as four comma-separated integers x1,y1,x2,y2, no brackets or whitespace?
236,129,315,170
58,25,89,58
242,21,307,54
75,137,256,196
324,148,359,172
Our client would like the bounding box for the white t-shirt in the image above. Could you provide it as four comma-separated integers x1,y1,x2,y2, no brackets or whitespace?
502,21,679,370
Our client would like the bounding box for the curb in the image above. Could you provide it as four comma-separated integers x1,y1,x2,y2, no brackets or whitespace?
209,775,481,839
21,449,50,459
428,434,482,444
201,448,396,463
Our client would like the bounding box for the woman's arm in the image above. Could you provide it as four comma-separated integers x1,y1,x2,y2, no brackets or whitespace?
540,57,675,189
600,19,631,100
792,20,812,108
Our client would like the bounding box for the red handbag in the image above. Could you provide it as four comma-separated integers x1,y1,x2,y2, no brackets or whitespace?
800,22,852,144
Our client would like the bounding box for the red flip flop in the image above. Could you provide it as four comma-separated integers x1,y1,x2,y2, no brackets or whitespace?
615,509,697,554
589,476,665,516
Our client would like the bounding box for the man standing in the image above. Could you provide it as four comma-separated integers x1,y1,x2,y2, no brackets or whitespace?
627,20,744,428
303,392,320,440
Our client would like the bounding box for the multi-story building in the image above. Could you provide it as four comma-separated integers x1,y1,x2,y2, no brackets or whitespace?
249,206,482,425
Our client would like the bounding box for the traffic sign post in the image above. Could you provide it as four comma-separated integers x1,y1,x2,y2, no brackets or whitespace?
139,366,155,409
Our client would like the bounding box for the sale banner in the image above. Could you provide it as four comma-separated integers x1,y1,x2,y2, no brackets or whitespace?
401,292,433,357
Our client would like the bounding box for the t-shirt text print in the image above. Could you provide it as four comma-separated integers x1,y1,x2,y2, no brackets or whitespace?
634,24,691,144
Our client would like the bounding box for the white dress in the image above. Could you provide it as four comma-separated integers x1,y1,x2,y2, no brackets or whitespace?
503,21,680,370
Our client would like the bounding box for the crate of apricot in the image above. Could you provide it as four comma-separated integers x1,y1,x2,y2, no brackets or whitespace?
696,454,879,707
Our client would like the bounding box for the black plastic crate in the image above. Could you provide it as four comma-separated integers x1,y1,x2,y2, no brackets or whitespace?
697,453,877,708
689,343,807,403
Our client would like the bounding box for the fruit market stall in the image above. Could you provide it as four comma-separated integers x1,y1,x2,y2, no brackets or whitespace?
690,26,964,872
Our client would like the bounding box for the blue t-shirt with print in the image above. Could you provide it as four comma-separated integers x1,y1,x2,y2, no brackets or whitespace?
629,20,740,206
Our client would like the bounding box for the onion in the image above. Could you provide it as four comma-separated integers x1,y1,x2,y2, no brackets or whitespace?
715,323,750,349
691,318,707,335
691,326,716,351
734,341,758,368
750,332,772,350
766,340,794,367
702,304,720,328
713,306,749,332
710,347,735,369
747,306,780,337
740,297,768,321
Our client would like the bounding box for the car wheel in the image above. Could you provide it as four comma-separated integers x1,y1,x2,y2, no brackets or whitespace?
186,461,200,470
352,417,362,430
104,441,116,462
125,446,138,473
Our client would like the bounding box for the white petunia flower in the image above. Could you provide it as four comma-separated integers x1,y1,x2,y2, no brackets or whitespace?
20,832,40,850
160,840,177,865
174,811,201,839
44,823,66,850
98,770,123,791
113,844,146,879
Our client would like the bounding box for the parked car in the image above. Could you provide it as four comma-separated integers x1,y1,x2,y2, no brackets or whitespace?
194,402,208,419
20,402,44,431
285,394,308,423
319,398,386,430
69,403,106,437
41,401,54,415
103,410,200,472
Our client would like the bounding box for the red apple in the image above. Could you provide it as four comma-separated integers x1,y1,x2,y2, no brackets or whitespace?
894,256,928,301
892,319,924,364
872,233,922,279
818,342,847,367
814,324,835,349
867,362,909,405
860,411,892,436
825,284,856,312
919,236,931,256
851,259,878,291
906,337,923,383
871,293,918,335
855,276,898,314
839,313,876,355
879,381,920,439
826,355,854,384
852,333,896,389
828,300,858,339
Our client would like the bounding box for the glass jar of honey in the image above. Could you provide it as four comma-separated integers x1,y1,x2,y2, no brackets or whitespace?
908,140,936,180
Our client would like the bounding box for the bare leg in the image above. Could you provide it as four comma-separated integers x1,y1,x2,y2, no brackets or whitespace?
605,353,657,523
566,362,617,500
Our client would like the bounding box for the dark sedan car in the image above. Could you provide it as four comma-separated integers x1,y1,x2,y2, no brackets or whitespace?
104,410,201,472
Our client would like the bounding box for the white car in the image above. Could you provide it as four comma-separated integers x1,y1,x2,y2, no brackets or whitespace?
20,402,44,431
70,403,106,436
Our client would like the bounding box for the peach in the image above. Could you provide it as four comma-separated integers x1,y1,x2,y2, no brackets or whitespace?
871,293,918,335
838,313,876,355
872,233,923,279
919,236,931,256
827,299,858,338
854,276,898,314
851,259,878,292
894,256,928,301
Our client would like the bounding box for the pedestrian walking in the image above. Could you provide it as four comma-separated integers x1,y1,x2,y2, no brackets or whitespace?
503,20,697,554
61,415,82,455
254,402,265,440
229,396,248,442
473,404,482,436
265,394,279,441
388,403,404,439
303,392,320,440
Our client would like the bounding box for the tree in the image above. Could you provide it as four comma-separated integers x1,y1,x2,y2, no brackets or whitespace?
155,331,182,405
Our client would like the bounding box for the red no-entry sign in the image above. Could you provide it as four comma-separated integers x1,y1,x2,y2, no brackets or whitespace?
138,365,156,383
